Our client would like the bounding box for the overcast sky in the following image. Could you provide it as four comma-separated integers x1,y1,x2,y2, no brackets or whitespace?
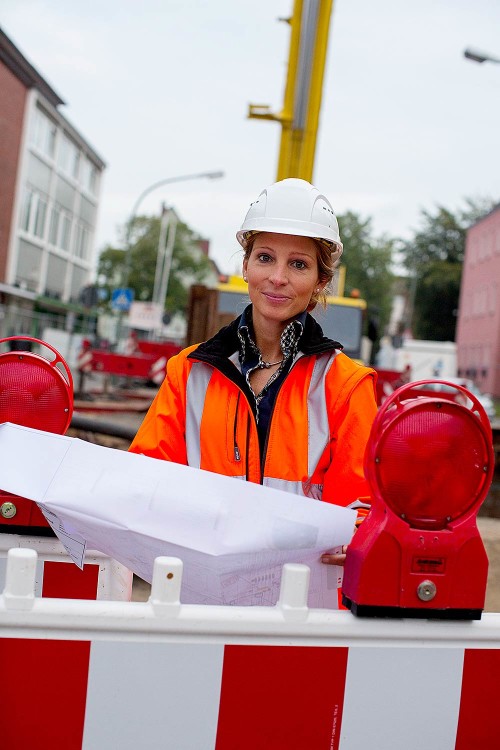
2,0,500,275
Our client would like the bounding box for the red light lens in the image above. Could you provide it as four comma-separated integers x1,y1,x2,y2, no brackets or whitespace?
371,401,491,528
0,356,71,434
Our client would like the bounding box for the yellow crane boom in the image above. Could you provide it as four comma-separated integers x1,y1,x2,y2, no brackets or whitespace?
248,0,334,182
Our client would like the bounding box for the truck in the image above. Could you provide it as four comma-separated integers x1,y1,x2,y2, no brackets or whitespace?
392,339,457,380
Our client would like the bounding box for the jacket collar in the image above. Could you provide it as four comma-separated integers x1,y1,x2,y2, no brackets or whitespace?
237,306,305,367
190,306,343,362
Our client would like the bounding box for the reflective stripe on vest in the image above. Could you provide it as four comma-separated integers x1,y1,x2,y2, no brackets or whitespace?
185,362,212,468
263,477,323,499
306,353,337,477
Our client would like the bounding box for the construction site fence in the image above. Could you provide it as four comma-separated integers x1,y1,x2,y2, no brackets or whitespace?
2,549,500,749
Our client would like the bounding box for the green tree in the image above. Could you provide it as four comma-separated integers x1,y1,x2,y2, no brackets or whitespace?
337,211,395,352
97,214,213,316
402,199,495,341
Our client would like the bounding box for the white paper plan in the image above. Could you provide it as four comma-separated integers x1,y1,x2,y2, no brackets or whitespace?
0,423,356,608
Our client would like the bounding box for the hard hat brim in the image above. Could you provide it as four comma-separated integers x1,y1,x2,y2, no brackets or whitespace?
236,223,341,251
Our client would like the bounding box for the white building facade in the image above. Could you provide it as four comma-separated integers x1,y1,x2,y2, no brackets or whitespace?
8,91,104,302
0,28,105,337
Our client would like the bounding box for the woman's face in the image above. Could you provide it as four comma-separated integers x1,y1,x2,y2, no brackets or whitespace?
243,232,323,326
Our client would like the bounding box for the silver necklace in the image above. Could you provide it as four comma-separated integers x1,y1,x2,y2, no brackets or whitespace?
259,358,283,369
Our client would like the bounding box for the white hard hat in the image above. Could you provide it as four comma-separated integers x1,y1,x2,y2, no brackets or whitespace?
236,178,342,253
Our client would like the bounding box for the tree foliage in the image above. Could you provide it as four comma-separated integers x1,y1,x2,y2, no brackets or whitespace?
337,211,396,343
401,198,495,341
97,214,212,316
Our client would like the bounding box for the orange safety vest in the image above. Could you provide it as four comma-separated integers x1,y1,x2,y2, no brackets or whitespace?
129,316,377,511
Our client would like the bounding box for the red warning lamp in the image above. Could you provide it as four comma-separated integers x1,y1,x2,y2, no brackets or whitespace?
0,336,73,434
342,379,494,620
0,336,74,531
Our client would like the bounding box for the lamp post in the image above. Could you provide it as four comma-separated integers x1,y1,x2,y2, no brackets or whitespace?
152,204,178,309
117,170,224,344
122,170,224,287
464,47,500,65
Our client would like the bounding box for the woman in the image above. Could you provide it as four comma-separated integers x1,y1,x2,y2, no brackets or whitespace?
129,178,378,567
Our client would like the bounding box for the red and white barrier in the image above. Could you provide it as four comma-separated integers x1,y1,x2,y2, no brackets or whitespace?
76,349,93,373
0,535,132,602
1,551,500,749
149,355,167,384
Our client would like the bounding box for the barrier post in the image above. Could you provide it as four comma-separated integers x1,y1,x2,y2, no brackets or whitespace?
149,556,182,617
3,548,36,610
277,563,310,621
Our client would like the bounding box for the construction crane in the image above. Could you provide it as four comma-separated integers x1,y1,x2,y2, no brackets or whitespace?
248,0,334,181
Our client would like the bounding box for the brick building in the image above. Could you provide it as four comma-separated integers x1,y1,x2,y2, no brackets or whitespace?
0,28,105,336
456,204,500,398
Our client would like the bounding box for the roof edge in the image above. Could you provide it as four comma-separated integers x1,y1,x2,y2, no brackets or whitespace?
0,26,65,107
468,202,500,231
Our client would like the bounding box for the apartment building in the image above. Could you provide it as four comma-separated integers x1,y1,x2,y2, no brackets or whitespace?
456,204,500,398
0,27,105,336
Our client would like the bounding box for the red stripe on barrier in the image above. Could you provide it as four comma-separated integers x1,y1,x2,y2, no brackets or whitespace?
1,565,99,748
42,561,99,600
215,645,349,750
1,638,90,750
455,648,500,749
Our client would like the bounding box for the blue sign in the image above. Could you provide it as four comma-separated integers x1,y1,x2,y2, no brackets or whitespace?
111,288,134,312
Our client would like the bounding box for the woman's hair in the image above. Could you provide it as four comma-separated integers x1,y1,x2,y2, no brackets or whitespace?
243,233,341,311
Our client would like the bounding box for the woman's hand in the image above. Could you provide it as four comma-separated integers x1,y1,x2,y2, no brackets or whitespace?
321,545,348,566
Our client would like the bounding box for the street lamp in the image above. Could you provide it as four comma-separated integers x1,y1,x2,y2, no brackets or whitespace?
464,47,500,65
122,170,224,286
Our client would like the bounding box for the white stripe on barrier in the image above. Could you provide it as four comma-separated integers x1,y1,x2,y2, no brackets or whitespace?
2,551,500,644
149,356,167,384
83,641,224,750
77,351,93,372
340,647,464,750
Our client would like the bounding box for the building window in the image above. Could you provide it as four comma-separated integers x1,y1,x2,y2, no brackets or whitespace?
15,240,43,292
46,253,67,297
81,157,98,195
48,205,61,246
58,134,81,180
31,106,57,159
19,187,48,239
73,149,81,180
33,195,47,238
79,194,97,225
20,188,34,232
55,176,76,214
60,213,72,251
74,222,91,260
70,265,88,302
49,206,74,253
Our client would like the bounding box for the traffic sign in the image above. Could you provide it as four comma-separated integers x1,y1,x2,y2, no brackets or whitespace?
127,301,163,330
111,288,134,312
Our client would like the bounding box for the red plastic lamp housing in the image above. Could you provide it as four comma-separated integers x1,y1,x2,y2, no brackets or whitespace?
0,336,74,531
0,336,73,433
342,379,494,620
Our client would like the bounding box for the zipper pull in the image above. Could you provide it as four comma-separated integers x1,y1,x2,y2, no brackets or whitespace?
234,446,241,461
